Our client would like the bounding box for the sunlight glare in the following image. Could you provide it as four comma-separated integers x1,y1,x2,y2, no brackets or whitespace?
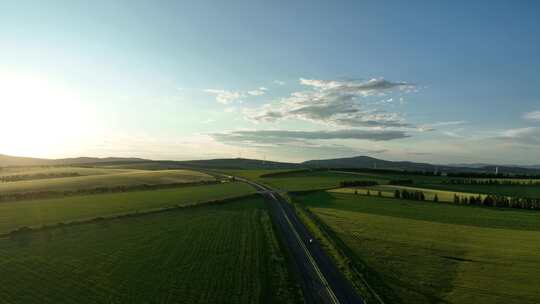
0,73,92,158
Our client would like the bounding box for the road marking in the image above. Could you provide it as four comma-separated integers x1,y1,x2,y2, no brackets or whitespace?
269,192,341,304
233,177,343,304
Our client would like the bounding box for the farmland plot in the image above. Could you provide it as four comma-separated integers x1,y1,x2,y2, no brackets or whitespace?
0,197,298,304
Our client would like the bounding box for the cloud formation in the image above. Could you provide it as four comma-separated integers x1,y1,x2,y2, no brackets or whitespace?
524,110,540,122
211,129,409,147
497,127,540,145
245,78,415,128
205,87,268,104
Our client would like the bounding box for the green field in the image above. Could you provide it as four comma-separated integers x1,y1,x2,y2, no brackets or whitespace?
228,169,388,191
0,182,255,234
331,185,486,202
0,197,297,303
293,191,540,303
0,168,214,195
425,183,540,199
0,166,133,179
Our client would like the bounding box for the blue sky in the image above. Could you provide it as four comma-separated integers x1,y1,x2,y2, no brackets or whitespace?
1,0,539,164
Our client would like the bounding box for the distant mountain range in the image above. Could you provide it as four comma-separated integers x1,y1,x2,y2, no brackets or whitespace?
303,156,540,175
149,158,298,170
1,153,539,175
0,154,147,167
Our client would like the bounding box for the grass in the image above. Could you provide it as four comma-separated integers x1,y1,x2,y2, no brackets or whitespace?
222,168,390,191
293,191,540,304
0,169,214,195
220,169,296,179
425,183,540,199
254,170,388,191
0,182,256,234
0,197,298,303
331,185,486,202
0,166,132,178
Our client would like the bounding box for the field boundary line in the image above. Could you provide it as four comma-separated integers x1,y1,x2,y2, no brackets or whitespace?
296,202,385,304
1,193,259,238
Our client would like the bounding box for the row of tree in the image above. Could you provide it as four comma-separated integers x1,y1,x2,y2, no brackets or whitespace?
388,189,540,210
393,189,428,201
445,179,540,186
447,172,540,179
452,194,540,209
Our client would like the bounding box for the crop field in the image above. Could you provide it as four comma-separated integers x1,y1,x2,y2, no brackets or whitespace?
222,169,298,180
100,161,188,170
0,197,297,303
238,169,388,191
425,183,540,199
293,191,540,304
0,182,255,234
331,185,486,202
0,166,128,176
0,166,132,179
329,169,448,184
0,169,214,195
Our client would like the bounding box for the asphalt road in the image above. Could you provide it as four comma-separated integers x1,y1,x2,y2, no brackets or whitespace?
238,178,364,304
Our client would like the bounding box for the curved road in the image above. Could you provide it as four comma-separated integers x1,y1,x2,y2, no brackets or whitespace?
237,177,363,304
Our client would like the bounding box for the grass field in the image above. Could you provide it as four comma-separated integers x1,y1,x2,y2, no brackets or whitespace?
331,185,486,202
0,166,132,178
326,170,540,199
293,191,540,304
0,182,255,234
425,183,540,199
230,169,388,191
0,197,298,303
0,169,214,195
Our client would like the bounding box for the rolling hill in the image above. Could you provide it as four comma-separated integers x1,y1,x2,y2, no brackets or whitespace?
0,154,147,167
302,156,540,175
2,153,539,175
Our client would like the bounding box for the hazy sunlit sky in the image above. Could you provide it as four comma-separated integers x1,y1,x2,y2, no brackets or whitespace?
1,0,539,164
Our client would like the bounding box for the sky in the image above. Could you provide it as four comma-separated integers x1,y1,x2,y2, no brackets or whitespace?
1,0,539,164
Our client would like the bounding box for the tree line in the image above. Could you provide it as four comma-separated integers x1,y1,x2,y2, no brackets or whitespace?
451,194,540,209
393,189,428,201
390,189,540,210
446,179,540,186
447,172,540,179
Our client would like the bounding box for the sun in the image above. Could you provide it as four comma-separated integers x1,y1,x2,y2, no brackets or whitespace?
0,73,91,158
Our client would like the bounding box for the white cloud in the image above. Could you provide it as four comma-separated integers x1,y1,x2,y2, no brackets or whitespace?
524,110,540,122
204,89,243,104
205,86,268,104
273,80,285,85
418,121,466,132
247,87,268,96
211,129,410,148
245,77,415,128
497,127,540,145
299,77,414,96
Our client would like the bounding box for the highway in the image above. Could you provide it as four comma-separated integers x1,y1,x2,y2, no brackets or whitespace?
238,177,364,304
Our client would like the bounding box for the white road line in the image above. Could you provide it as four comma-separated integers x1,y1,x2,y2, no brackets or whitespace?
269,192,341,304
